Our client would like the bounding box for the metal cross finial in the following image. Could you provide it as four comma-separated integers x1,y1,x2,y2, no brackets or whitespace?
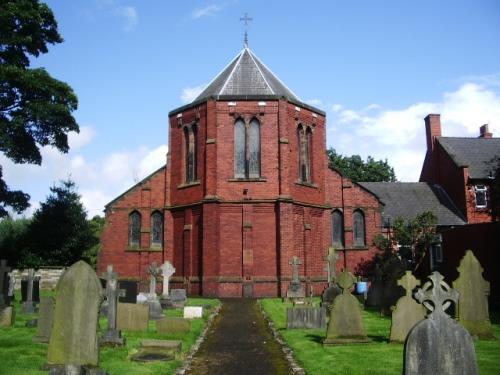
239,13,253,47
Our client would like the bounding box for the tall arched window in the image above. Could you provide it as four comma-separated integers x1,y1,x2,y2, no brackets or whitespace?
234,117,261,179
298,124,312,183
129,211,141,247
151,211,163,248
332,210,344,247
353,210,366,247
184,123,197,183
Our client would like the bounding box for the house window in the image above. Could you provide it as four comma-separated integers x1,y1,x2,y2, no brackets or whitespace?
474,185,487,208
332,210,344,247
353,210,365,247
184,124,197,183
129,211,141,247
298,124,312,183
234,117,261,179
151,211,163,247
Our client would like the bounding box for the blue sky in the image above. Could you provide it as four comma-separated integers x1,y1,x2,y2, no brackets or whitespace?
2,0,500,217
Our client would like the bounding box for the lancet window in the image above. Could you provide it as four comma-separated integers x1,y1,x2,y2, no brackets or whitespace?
234,117,261,179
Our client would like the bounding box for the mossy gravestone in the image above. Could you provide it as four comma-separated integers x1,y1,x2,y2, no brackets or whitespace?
33,296,54,343
404,272,478,375
453,250,493,339
389,271,425,343
47,261,104,371
324,270,369,345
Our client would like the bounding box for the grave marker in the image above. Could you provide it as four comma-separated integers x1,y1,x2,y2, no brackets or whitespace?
117,303,149,332
404,271,478,375
183,306,203,319
453,250,493,338
287,256,305,300
145,262,163,320
389,271,425,342
100,265,126,345
156,317,191,334
324,247,339,286
287,307,327,329
33,296,55,343
0,259,11,306
22,269,40,313
160,261,175,298
324,270,369,345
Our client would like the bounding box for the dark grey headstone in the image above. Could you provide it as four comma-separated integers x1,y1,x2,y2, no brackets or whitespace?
118,280,138,303
321,284,341,307
21,280,40,303
404,272,478,375
169,289,187,308
287,307,327,329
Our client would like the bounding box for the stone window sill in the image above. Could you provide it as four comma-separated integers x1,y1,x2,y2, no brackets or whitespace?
227,178,267,182
177,181,201,189
126,247,163,252
295,181,318,189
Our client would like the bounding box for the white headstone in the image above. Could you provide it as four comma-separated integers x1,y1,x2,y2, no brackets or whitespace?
136,293,148,303
183,306,203,319
160,261,176,297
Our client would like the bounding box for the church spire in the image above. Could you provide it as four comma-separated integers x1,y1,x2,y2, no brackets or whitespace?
239,13,253,48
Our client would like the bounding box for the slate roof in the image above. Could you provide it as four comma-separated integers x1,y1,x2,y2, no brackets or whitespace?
437,137,500,179
358,182,466,227
194,47,301,103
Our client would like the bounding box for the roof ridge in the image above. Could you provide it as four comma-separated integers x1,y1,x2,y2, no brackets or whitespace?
246,48,275,95
218,48,246,96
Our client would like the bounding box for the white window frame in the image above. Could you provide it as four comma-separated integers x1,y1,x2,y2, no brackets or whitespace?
474,185,487,208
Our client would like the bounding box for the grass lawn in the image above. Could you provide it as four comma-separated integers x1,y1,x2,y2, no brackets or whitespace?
0,292,219,375
260,298,500,375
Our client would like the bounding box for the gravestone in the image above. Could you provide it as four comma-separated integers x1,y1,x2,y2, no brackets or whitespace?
0,306,15,327
144,263,163,320
286,256,305,300
100,265,126,345
160,261,175,298
118,280,138,303
33,296,55,343
321,247,341,307
6,271,15,305
324,270,369,345
156,317,191,334
183,306,203,319
366,264,384,307
0,259,11,306
381,260,405,315
22,268,41,313
169,289,187,308
287,307,327,329
453,250,493,338
404,272,478,375
117,303,149,332
136,292,148,303
131,340,182,362
389,271,425,342
47,261,105,373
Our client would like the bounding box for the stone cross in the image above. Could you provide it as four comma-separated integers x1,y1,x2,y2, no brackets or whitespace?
22,268,40,313
324,247,339,286
398,270,421,298
101,265,125,345
160,261,176,297
0,259,11,304
148,262,160,297
337,269,357,294
415,271,458,318
289,256,302,283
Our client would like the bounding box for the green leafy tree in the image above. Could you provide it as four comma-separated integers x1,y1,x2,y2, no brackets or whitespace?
0,0,79,217
19,179,97,268
327,148,396,182
0,216,30,265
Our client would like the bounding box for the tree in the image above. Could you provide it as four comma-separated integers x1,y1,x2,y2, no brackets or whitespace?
0,216,31,265
327,148,396,182
0,0,79,217
19,179,97,268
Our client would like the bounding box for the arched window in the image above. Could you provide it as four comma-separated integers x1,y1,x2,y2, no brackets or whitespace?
184,124,197,183
332,210,344,247
151,211,163,247
298,124,312,183
129,211,141,247
353,210,366,247
234,117,261,179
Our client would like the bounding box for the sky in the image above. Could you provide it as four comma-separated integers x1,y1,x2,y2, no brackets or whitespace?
2,0,500,218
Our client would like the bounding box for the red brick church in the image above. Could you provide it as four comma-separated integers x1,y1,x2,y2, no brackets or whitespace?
98,46,385,297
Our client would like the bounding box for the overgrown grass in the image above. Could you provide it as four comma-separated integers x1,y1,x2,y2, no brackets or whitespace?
0,293,219,375
260,298,500,375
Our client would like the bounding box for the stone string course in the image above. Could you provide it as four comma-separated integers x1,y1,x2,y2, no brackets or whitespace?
11,268,65,290
258,300,306,375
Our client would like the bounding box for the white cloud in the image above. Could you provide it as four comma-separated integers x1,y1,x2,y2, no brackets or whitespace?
305,99,323,108
181,85,205,103
68,126,96,149
328,81,500,182
192,4,222,19
92,0,138,31
114,5,138,31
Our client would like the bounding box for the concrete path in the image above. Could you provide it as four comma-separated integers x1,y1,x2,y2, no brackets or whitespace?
187,299,291,375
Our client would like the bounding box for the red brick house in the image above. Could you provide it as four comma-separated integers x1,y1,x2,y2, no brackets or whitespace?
419,114,500,223
98,47,384,297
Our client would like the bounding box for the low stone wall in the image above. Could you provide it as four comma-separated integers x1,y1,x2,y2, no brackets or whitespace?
11,268,66,290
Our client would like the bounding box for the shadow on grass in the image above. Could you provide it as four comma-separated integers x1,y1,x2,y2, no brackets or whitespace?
367,335,388,343
305,334,324,344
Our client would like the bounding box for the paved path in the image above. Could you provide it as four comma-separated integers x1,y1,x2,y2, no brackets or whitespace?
187,299,291,375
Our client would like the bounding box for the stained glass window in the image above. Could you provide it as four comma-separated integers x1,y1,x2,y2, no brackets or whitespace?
353,210,365,247
151,211,163,247
234,118,260,179
332,210,344,247
129,211,141,247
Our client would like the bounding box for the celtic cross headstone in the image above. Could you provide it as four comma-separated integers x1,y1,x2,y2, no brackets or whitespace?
160,261,176,298
324,247,339,286
286,256,305,300
389,271,425,342
101,265,126,345
404,271,478,375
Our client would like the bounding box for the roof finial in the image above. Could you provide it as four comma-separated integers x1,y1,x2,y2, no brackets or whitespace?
239,13,253,48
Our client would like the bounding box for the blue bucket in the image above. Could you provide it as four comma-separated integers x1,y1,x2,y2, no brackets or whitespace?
356,281,368,294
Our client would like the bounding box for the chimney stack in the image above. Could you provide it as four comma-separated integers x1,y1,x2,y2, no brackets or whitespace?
424,114,442,152
479,124,492,138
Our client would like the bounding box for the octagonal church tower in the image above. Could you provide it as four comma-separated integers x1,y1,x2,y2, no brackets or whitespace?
98,46,382,297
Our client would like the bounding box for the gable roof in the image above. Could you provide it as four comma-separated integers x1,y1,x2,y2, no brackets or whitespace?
358,182,465,227
194,47,300,102
437,137,500,179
